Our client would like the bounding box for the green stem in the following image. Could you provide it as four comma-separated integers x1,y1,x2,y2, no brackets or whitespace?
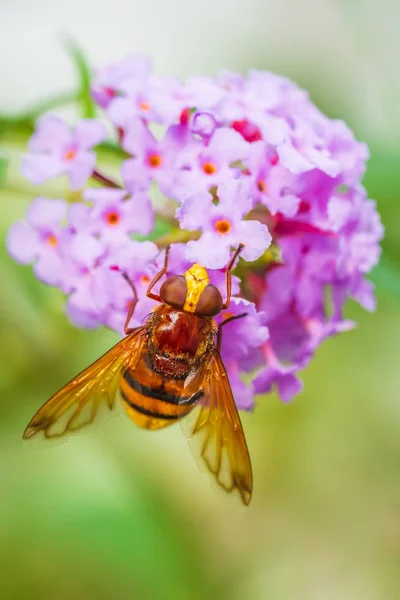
154,228,201,247
91,169,122,189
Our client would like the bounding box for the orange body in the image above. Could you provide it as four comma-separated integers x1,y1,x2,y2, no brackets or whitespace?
23,248,253,505
120,305,216,430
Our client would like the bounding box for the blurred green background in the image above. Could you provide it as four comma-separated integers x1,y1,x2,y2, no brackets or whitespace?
1,2,399,599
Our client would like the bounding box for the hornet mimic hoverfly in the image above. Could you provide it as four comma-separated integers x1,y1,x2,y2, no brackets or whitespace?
24,244,253,505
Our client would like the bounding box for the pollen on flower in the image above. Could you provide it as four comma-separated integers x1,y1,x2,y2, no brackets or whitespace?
202,162,217,175
139,100,151,111
257,179,267,193
105,211,120,226
139,274,151,285
46,234,58,247
147,153,163,168
214,219,232,235
64,148,76,161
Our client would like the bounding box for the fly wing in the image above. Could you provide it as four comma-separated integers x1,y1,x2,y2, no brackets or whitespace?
181,351,253,506
23,327,147,440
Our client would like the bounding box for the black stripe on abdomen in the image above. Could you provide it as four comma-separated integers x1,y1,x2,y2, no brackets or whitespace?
122,370,204,406
120,390,184,420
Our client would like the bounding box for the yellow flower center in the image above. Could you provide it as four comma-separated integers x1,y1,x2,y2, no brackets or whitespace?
139,101,151,111
147,153,163,168
202,161,217,175
214,219,231,235
64,148,76,161
106,211,120,226
46,234,58,247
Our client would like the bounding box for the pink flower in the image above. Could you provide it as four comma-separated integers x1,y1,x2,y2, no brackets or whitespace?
22,115,107,190
7,55,383,409
6,197,70,286
91,54,152,108
178,180,272,268
175,127,250,195
82,187,154,240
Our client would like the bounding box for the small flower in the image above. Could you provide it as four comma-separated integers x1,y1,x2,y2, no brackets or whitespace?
122,119,187,195
178,180,272,268
8,55,383,410
100,240,160,333
22,115,107,190
6,197,69,286
91,54,152,108
245,140,300,217
216,297,269,363
253,352,304,403
175,127,250,195
108,77,186,127
83,187,154,239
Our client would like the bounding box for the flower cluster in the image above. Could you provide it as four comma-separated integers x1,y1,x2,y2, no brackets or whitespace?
7,54,383,409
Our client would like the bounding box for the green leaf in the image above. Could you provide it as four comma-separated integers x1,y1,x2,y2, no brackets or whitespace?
64,37,96,119
97,140,128,160
0,157,7,187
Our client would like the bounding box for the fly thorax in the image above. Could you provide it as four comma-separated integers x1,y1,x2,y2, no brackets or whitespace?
183,264,209,313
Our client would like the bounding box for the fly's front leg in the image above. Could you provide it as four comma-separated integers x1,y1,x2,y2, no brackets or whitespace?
222,243,244,310
122,272,139,335
146,245,171,302
217,312,247,353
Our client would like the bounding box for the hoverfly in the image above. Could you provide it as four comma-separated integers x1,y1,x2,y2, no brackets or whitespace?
23,244,253,505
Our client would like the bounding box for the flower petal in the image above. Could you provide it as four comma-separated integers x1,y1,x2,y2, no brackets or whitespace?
6,222,39,264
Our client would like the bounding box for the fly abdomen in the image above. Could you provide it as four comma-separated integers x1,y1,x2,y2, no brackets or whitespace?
120,367,203,430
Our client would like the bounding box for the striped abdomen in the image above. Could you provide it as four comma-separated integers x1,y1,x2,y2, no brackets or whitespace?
120,356,204,430
120,306,215,430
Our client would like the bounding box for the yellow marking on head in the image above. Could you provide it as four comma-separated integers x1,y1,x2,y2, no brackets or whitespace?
183,264,209,313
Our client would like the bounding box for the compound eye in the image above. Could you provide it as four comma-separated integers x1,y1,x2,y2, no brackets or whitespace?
195,285,223,317
160,275,187,309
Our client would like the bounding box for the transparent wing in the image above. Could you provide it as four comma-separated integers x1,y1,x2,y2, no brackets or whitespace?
23,328,147,440
181,351,253,506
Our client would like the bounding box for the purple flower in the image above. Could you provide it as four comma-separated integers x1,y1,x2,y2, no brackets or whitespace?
66,238,158,331
99,240,160,333
253,359,304,404
122,119,187,196
174,127,250,195
6,197,69,286
108,78,186,127
91,54,152,108
22,115,107,190
178,180,272,268
82,187,154,239
190,111,218,141
216,297,268,363
245,141,300,217
8,56,384,409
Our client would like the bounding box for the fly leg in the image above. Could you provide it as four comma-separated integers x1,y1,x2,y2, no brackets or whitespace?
122,273,139,335
217,312,247,353
222,243,244,309
146,245,171,302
